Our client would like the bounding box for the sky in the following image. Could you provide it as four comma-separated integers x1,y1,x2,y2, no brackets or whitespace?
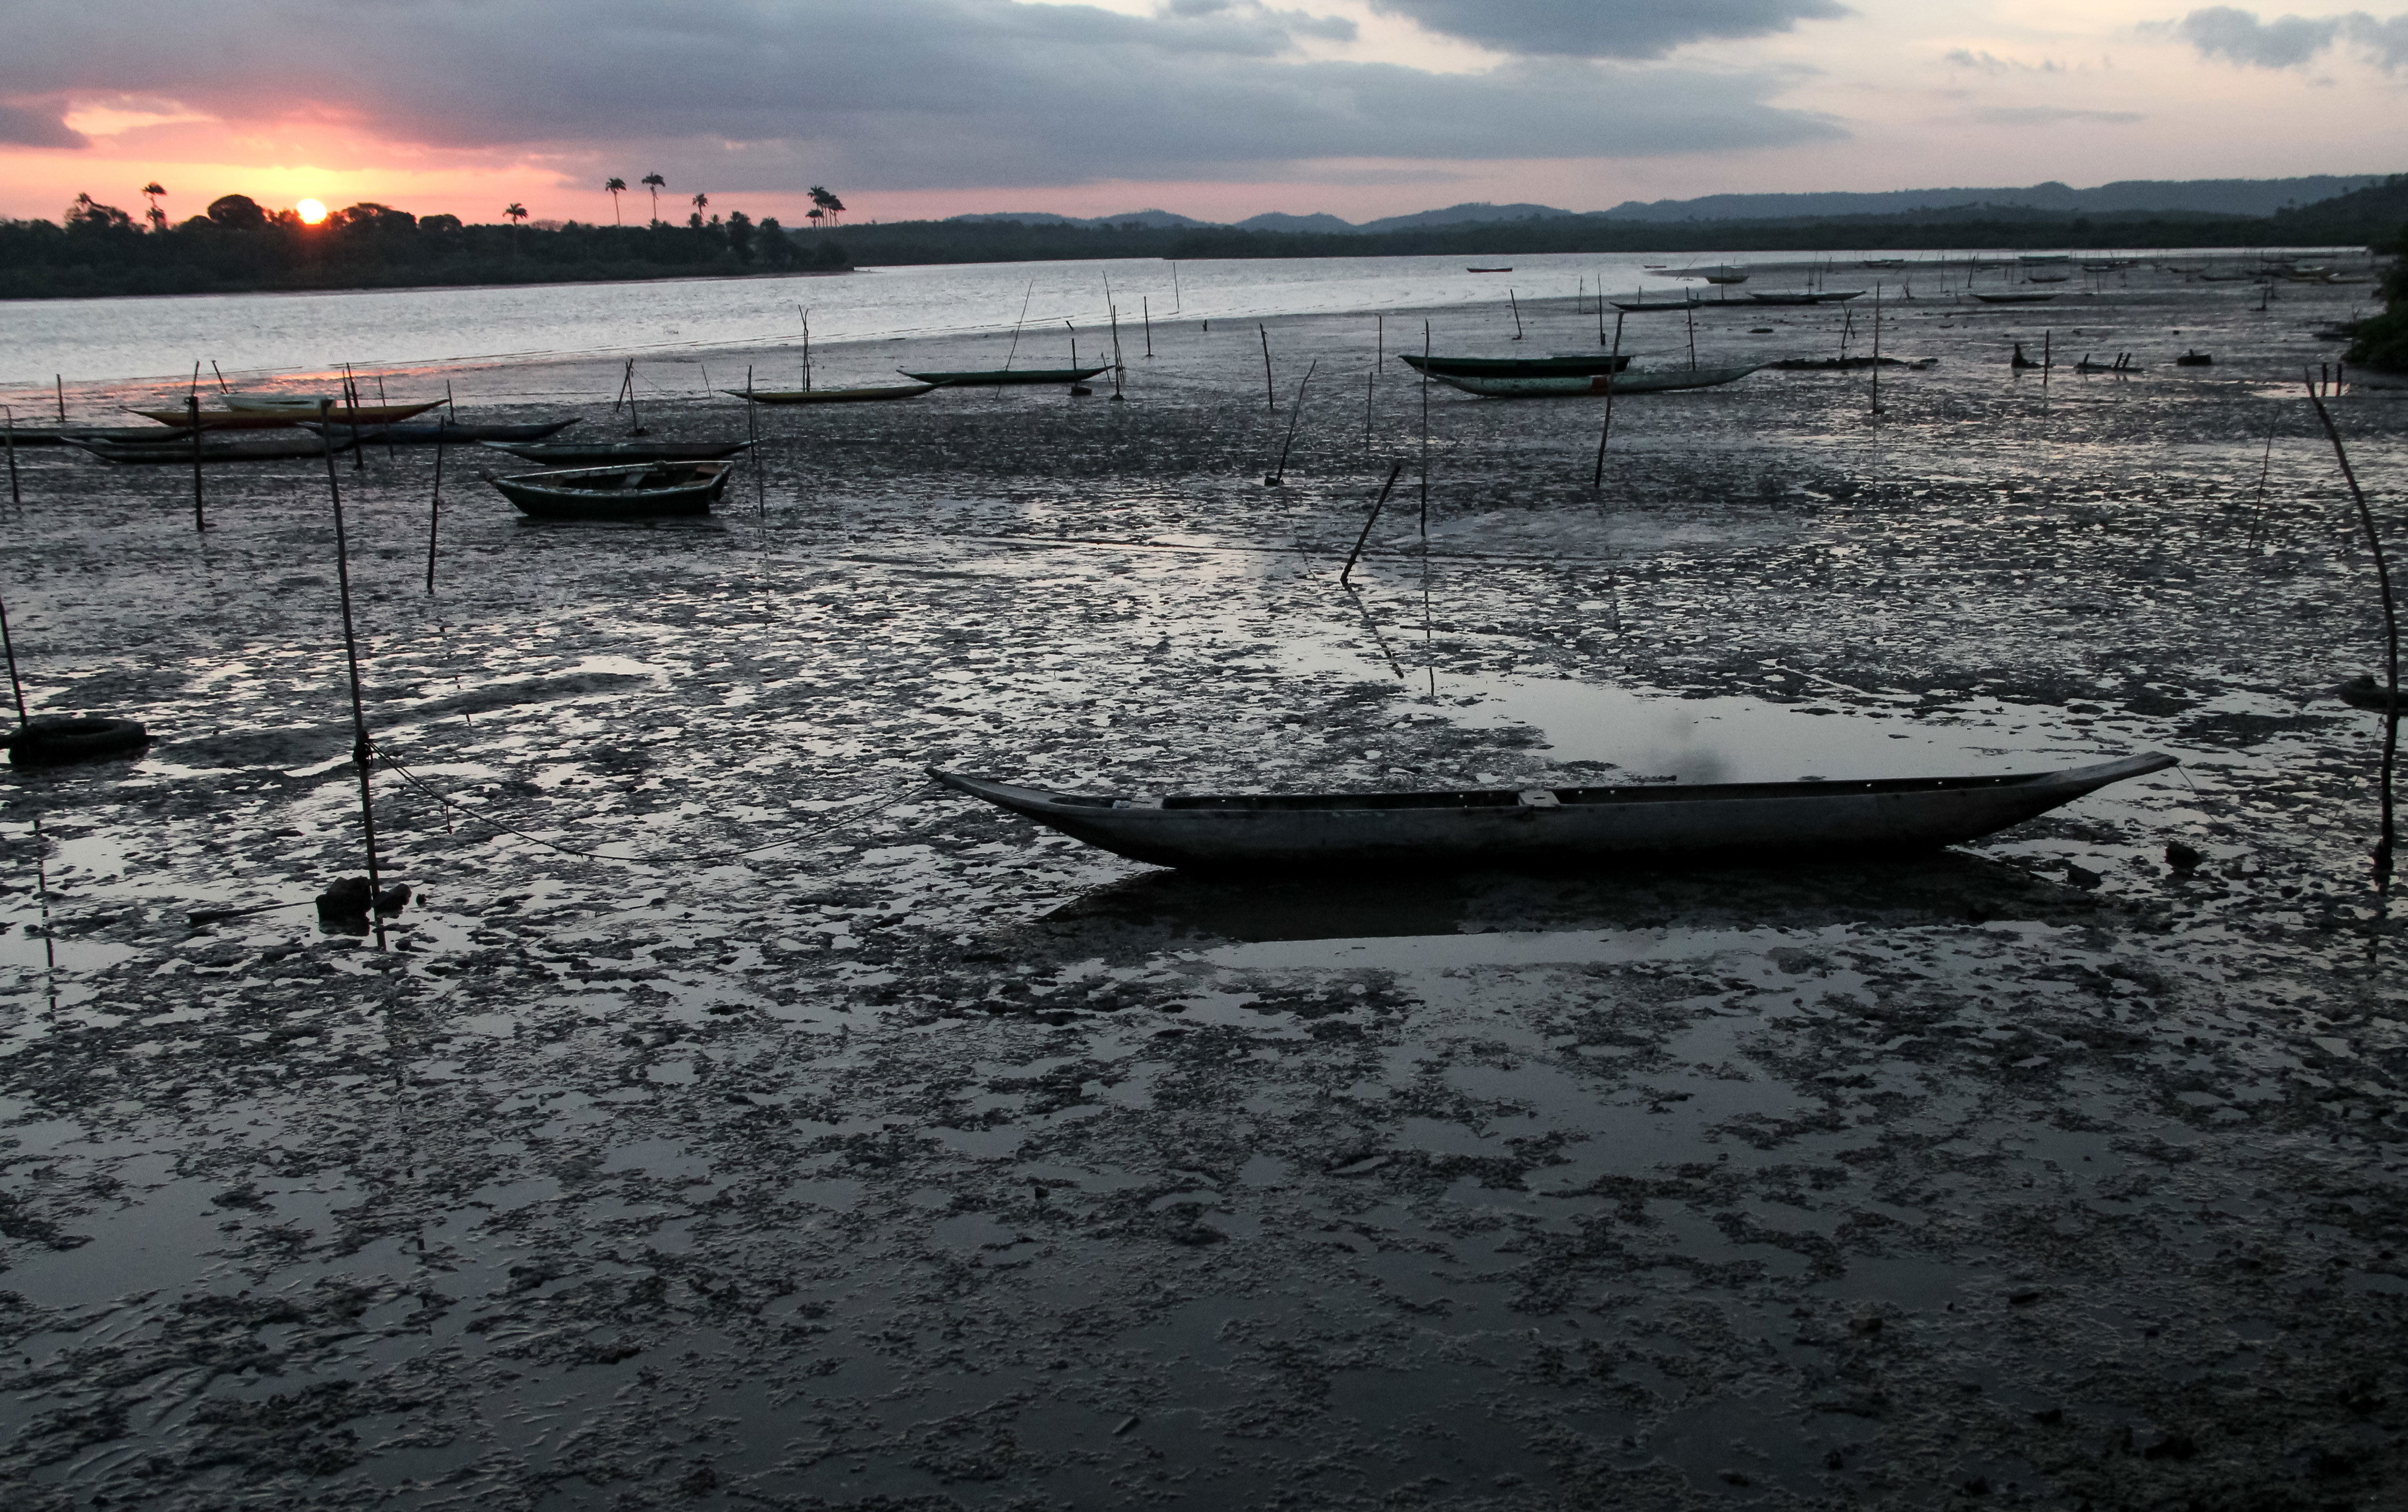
0,0,2403,229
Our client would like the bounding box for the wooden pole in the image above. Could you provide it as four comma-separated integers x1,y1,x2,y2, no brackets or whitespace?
1509,289,1524,342
1108,304,1125,400
2042,330,2051,388
1142,296,1153,358
55,375,65,424
372,370,397,464
1364,363,1375,446
187,394,206,532
1377,314,1383,367
426,382,447,593
211,361,230,395
1591,313,1625,489
1341,462,1406,587
1260,325,1276,412
0,578,25,729
344,364,365,471
748,365,763,515
1267,359,1316,485
2307,377,2398,890
1686,302,1697,370
798,304,812,391
321,399,388,950
4,404,17,508
1871,283,1883,417
1171,261,1180,311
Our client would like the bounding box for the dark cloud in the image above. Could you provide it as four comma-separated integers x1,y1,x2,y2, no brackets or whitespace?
0,0,1841,189
2160,7,2408,70
0,97,87,149
1365,0,1849,60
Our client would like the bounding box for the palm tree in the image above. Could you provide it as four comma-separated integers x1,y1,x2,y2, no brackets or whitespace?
642,173,664,224
141,181,165,232
604,177,627,224
505,203,528,227
691,192,708,215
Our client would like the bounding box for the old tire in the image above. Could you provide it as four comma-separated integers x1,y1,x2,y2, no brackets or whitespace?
5,715,150,767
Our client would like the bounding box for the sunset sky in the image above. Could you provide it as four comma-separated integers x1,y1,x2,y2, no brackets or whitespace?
1,0,2402,229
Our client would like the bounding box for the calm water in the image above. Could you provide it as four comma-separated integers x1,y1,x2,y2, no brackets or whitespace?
0,245,2287,396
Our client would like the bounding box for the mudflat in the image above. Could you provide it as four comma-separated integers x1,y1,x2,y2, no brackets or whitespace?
3,271,2405,1508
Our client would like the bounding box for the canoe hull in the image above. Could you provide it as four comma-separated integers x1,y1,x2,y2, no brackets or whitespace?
933,755,2176,872
901,367,1109,387
482,440,752,464
727,385,935,404
486,462,732,520
303,418,581,444
1400,354,1634,378
65,436,358,464
1431,365,1759,398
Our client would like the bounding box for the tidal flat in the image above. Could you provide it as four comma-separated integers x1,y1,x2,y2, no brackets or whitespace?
3,270,2406,1509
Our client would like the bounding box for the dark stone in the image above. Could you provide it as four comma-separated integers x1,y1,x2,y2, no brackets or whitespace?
2165,840,2203,874
2143,1431,2198,1461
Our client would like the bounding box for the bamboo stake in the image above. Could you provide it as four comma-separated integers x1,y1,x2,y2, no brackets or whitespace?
187,394,205,532
1686,302,1697,370
1420,322,1434,701
2307,377,2397,890
1591,313,1625,488
321,400,388,950
747,365,763,515
1341,462,1406,587
372,370,397,464
1871,283,1883,417
1266,359,1317,485
1364,363,1375,446
0,577,24,729
210,360,230,395
1108,303,1125,400
1142,296,1153,358
4,404,17,509
426,382,448,593
55,375,65,424
2042,330,2051,389
1509,289,1524,342
1260,325,1276,412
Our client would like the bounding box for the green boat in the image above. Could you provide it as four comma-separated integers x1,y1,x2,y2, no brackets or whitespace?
899,366,1109,387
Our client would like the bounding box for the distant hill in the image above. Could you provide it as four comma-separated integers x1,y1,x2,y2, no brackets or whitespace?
1350,201,1583,233
946,208,1213,230
1234,211,1356,234
1600,176,2388,222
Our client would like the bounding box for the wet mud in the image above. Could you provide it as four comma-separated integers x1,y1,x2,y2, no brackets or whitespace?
3,269,2407,1509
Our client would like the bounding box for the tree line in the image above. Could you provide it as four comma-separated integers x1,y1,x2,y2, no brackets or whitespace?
0,189,852,300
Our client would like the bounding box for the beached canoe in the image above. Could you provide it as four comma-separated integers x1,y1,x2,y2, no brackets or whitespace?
481,440,753,465
1608,294,1701,313
2,424,221,446
64,434,361,464
128,400,445,430
1466,266,1513,273
303,417,581,444
900,366,1109,387
481,461,732,520
1400,353,1634,379
1748,290,1866,305
1971,292,2059,305
931,753,2177,871
1430,364,1760,398
722,384,935,404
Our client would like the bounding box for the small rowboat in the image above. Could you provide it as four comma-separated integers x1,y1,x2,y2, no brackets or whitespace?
1609,294,1701,313
481,461,732,519
723,384,935,404
302,417,581,444
1748,290,1866,305
64,434,361,464
1466,266,1513,273
1429,364,1759,399
1400,353,1634,379
900,366,1108,387
1972,292,2058,304
129,400,444,430
932,754,2176,871
481,440,753,465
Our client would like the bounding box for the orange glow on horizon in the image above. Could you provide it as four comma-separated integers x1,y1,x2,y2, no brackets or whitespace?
295,198,328,225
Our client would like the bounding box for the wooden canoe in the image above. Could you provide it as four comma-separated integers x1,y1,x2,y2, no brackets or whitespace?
932,754,2177,871
129,400,444,430
64,434,361,464
1400,353,1633,378
1972,292,2058,304
722,384,935,404
481,461,731,519
303,417,581,444
1609,295,1701,313
1429,365,1759,398
1748,290,1866,305
481,440,753,464
900,366,1109,387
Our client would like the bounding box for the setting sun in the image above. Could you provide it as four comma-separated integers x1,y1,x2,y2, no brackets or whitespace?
295,198,327,225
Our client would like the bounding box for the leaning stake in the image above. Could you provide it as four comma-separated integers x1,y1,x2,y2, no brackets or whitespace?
187,394,206,531
2307,376,2398,891
1591,312,1626,489
425,381,450,593
321,400,389,950
1341,461,1406,587
1260,325,1277,412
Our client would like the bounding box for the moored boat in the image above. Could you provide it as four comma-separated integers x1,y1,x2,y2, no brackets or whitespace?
1748,290,1866,305
1608,293,1701,312
1972,292,2058,304
480,461,732,520
64,434,361,464
899,366,1109,387
1399,353,1634,379
481,439,753,465
724,384,936,404
930,754,2178,871
302,417,581,444
129,400,444,430
1429,364,1760,398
